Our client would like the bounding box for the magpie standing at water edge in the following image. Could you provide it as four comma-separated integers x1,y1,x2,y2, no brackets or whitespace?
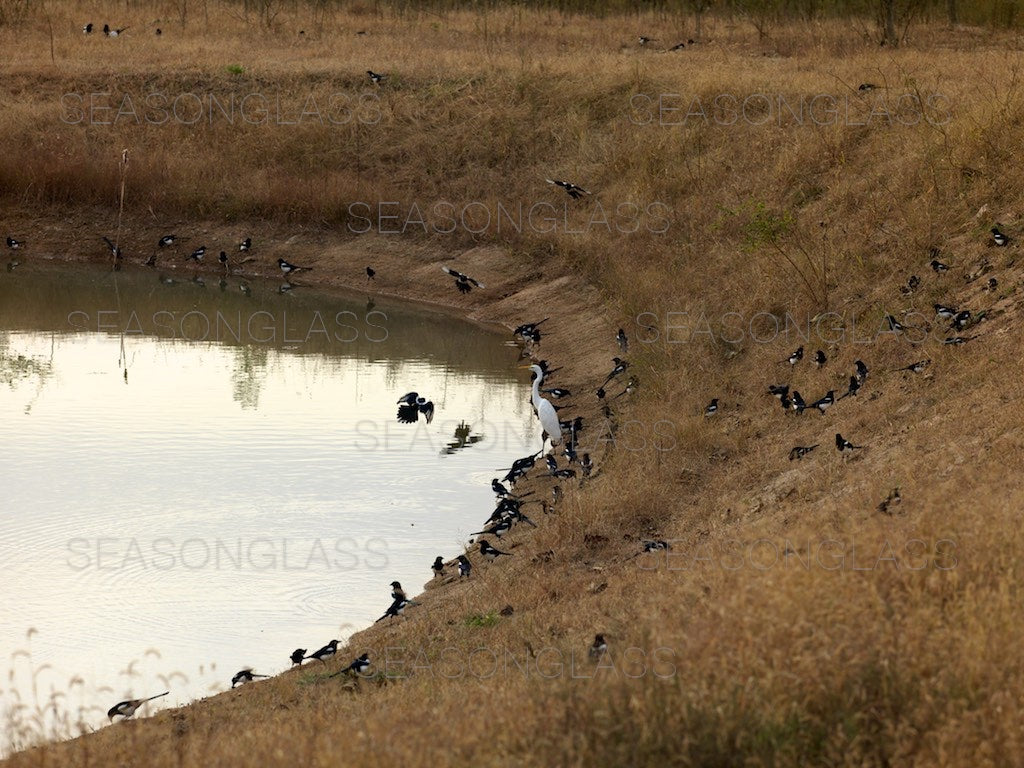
107,692,168,721
290,648,307,666
432,556,445,578
278,258,312,276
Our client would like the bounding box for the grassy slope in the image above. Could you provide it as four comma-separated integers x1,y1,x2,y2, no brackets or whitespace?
4,4,1024,765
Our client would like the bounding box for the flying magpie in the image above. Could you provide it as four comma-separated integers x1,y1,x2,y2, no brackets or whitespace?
441,266,484,293
396,392,434,424
546,178,591,199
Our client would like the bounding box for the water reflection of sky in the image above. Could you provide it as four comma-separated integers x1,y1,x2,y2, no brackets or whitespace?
0,265,538,751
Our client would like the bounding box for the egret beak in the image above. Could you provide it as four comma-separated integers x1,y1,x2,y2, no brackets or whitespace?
517,364,535,369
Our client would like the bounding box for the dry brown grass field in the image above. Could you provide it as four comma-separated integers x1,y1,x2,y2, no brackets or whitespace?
3,1,1024,765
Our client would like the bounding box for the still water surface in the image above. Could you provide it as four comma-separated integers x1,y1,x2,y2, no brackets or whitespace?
0,263,536,747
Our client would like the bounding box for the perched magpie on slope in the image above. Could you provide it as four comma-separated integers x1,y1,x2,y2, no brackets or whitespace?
811,391,835,414
396,392,434,424
239,237,252,252
899,275,920,295
768,384,789,400
546,178,591,199
335,653,371,677
790,391,807,415
188,245,206,262
441,266,485,294
83,22,93,33
367,70,386,84
813,350,827,368
858,82,877,91
513,319,548,339
835,433,862,453
789,444,819,460
290,648,307,666
601,357,629,388
855,360,869,384
580,453,594,478
703,398,719,417
839,376,860,399
991,226,1010,247
231,669,269,688
667,42,686,51
895,359,930,374
885,314,906,333
642,540,671,552
432,556,445,578
616,328,628,355
6,237,23,250
366,266,375,281
305,639,341,663
589,634,608,659
104,24,129,36
637,35,657,45
107,692,168,721
479,540,511,561
376,596,415,623
784,346,804,365
934,303,957,319
278,258,312,276
950,310,972,331
473,519,512,539
930,258,950,273
457,554,472,578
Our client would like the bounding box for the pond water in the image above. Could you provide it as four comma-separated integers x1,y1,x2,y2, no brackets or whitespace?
0,262,537,750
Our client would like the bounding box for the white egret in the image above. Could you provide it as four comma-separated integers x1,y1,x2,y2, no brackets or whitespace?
520,363,562,451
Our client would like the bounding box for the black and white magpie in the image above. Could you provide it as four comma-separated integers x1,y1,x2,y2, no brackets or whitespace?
991,226,1010,247
704,398,719,417
667,42,686,51
367,70,386,84
158,234,176,248
855,360,869,384
811,391,835,414
899,275,920,295
616,328,628,355
813,350,827,368
784,346,804,365
768,384,789,400
642,540,671,552
239,237,251,252
188,245,206,262
278,258,311,276
473,518,512,539
104,24,129,36
950,310,972,331
878,487,902,513
441,266,484,293
581,453,593,478
545,178,591,199
231,669,269,688
543,387,571,399
637,35,657,45
943,335,977,345
589,634,608,659
376,596,415,622
6,236,23,250
107,692,168,721
366,266,375,281
895,359,930,374
601,357,629,388
858,82,877,91
457,554,472,578
934,303,956,319
432,556,445,578
219,251,230,272
885,314,906,333
930,258,949,273
789,444,818,460
985,277,998,291
102,236,122,259
835,433,862,453
338,653,371,676
790,391,807,414
83,22,93,33
396,392,434,424
840,376,860,399
305,639,341,663
513,319,548,339
290,648,307,666
479,540,511,561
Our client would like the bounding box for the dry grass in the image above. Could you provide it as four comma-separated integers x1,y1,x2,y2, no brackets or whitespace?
4,2,1024,766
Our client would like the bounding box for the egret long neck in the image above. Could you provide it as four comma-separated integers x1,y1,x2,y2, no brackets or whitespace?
531,372,543,407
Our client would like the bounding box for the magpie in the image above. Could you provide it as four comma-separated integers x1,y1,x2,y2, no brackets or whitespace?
950,310,972,331
790,391,807,414
855,360,869,384
991,226,1010,247
474,519,512,539
930,258,949,273
376,597,415,622
581,453,593,478
934,303,957,319
107,692,168,721
637,36,657,45
441,266,485,293
552,485,563,505
231,669,269,688
704,398,719,417
492,478,513,497
513,319,548,339
899,275,920,294
667,42,686,51
389,581,408,601
835,433,862,453
589,634,608,659
885,314,906,333
102,236,122,259
985,277,998,291
779,395,791,411
239,237,251,252
188,245,206,262
616,328,628,355
6,237,23,250
366,266,375,281
432,556,445,578
543,387,571,399
601,357,629,387
789,444,818,460
784,346,804,365
290,648,306,666
878,487,902,513
814,350,827,368
367,70,386,84
811,391,835,413
156,28,161,35
337,653,371,677
858,82,877,91
545,455,559,475
840,376,860,399
479,540,511,561
523,327,542,346
83,22,93,33
305,639,341,663
219,251,230,273
545,179,591,199
457,554,472,578
895,359,929,373
768,384,789,400
278,258,312,276
158,234,176,248
104,24,129,36
396,392,435,424
642,540,671,551
943,335,977,345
